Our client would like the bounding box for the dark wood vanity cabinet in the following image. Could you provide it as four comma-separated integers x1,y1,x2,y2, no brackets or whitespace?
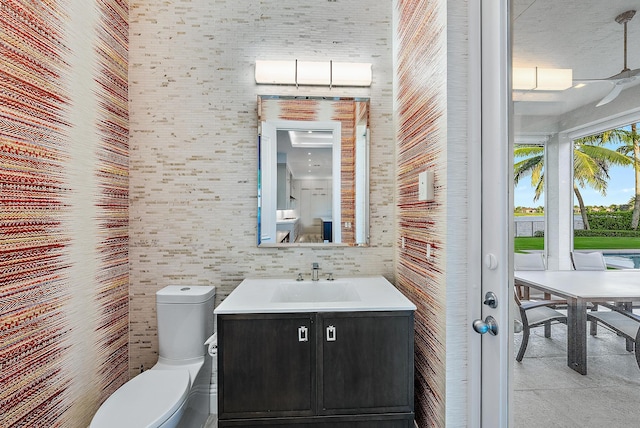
217,311,414,427
217,313,316,418
318,312,414,415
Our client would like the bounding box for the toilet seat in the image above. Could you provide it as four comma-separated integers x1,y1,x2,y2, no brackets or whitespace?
91,369,190,428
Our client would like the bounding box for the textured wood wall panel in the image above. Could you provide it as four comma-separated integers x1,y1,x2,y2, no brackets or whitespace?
395,0,447,426
0,0,129,425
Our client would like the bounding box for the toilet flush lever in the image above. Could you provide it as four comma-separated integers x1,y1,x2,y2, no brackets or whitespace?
298,326,308,342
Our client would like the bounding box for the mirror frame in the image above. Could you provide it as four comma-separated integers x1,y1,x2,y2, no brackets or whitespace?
257,95,370,247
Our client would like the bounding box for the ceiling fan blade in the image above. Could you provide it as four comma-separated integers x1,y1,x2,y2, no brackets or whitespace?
573,78,609,84
596,83,624,107
604,67,640,81
583,11,640,92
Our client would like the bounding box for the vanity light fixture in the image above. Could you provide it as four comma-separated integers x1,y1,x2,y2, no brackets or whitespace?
512,67,573,91
255,60,372,87
296,61,331,85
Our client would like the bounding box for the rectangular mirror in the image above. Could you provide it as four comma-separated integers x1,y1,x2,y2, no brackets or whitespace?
257,96,370,247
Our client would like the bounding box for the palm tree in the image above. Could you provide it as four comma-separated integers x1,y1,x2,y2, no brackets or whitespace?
605,124,640,229
514,140,631,230
577,125,640,229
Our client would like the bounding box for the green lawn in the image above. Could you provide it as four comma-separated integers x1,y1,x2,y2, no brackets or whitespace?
515,236,640,252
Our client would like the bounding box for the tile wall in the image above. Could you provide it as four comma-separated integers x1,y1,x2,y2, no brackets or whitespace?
128,0,396,376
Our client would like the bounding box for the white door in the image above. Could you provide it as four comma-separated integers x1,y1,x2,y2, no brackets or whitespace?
471,0,513,426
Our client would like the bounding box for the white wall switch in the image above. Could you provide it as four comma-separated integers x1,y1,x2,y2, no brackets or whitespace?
418,170,435,201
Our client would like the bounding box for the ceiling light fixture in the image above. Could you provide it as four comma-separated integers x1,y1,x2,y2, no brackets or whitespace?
513,67,573,91
288,130,334,148
255,60,372,87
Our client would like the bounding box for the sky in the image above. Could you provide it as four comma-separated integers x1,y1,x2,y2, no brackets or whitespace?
514,143,637,208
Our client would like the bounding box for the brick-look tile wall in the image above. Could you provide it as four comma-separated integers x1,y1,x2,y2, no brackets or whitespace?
129,0,395,376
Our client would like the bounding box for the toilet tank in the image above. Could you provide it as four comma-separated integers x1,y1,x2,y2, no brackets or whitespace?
156,285,216,361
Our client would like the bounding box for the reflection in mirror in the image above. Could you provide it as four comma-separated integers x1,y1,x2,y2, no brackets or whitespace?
257,96,370,247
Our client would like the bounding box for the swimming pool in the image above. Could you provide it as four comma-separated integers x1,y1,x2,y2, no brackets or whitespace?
603,252,640,269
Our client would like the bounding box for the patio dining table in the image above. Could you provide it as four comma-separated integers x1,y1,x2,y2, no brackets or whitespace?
514,270,640,375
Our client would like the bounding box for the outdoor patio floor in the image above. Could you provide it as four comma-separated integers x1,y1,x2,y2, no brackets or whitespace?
514,322,640,427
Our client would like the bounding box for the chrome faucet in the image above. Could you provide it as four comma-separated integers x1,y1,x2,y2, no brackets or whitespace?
312,263,320,281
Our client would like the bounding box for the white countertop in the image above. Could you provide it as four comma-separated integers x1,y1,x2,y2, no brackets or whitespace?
276,217,299,224
214,275,416,314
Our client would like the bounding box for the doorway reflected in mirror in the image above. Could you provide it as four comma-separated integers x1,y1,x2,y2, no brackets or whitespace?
257,96,370,247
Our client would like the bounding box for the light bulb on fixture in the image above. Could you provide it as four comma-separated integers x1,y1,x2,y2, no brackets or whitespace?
512,67,573,91
255,60,372,87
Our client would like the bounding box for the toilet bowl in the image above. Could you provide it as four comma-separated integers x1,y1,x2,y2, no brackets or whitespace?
91,369,190,428
91,285,215,428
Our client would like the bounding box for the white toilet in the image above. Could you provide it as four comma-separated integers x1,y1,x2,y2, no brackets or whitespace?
91,285,216,428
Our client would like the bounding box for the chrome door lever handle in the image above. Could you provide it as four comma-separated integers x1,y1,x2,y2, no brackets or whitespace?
472,316,498,336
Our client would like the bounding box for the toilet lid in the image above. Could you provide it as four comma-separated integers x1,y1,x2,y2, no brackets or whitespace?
91,370,190,428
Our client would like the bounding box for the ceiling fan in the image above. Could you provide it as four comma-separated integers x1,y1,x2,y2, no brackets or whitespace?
581,10,640,107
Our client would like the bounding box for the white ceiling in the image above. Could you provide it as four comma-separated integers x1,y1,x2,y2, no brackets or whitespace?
277,130,333,180
514,0,640,116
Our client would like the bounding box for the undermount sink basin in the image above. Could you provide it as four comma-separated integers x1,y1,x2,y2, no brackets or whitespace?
214,276,416,314
271,281,361,303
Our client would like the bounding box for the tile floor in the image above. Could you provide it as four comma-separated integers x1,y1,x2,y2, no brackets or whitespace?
204,414,217,427
514,322,640,427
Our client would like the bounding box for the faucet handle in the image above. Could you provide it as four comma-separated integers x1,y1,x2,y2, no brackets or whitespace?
312,262,319,269
326,273,334,281
296,273,304,281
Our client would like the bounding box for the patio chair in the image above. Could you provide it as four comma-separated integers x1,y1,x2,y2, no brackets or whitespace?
587,303,640,363
514,252,567,299
515,290,567,362
514,253,546,300
571,251,607,335
570,251,607,271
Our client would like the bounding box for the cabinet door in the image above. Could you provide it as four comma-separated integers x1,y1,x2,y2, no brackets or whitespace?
318,312,414,415
218,314,316,419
